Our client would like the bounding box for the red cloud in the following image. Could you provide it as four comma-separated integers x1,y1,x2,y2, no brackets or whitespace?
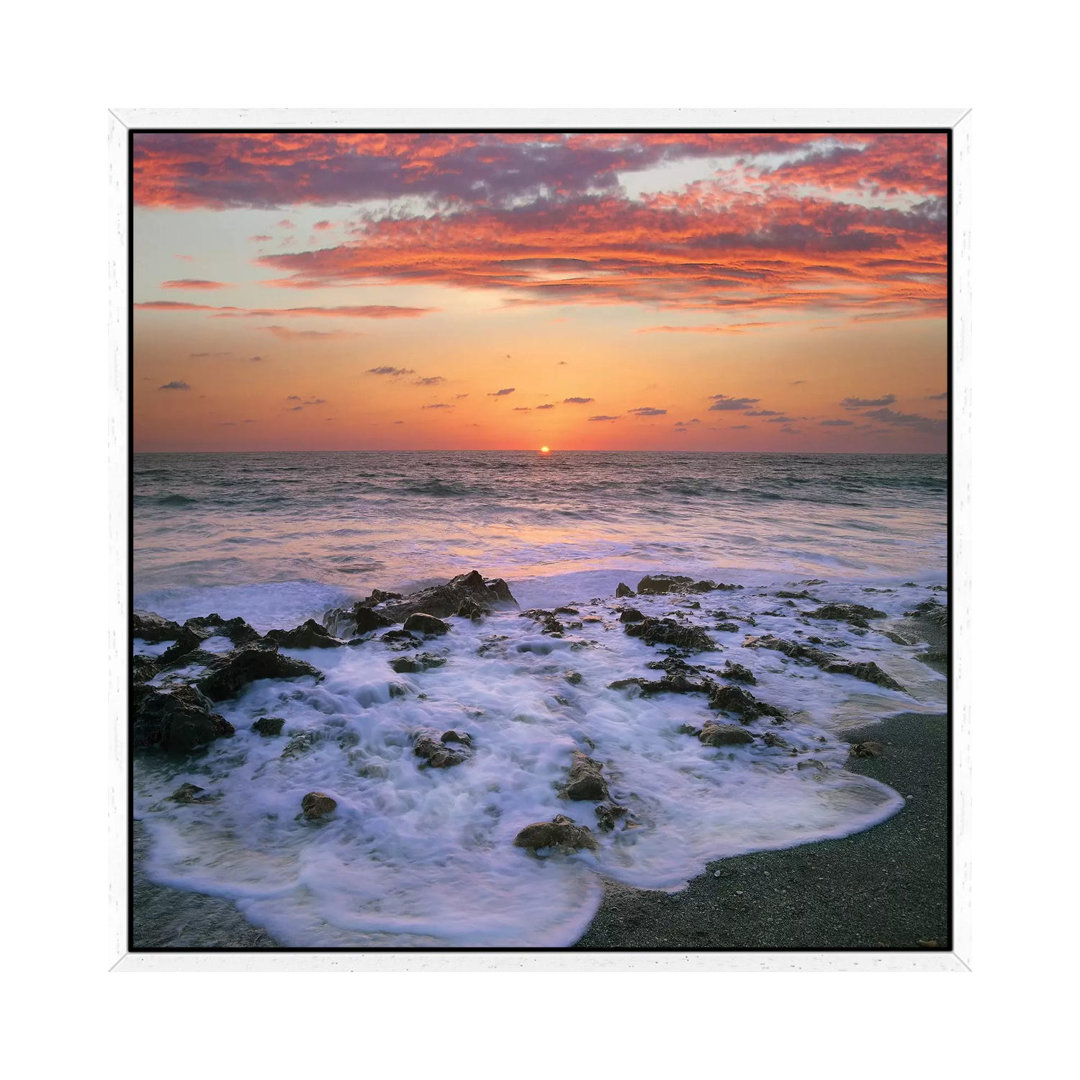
134,301,437,319
160,279,230,290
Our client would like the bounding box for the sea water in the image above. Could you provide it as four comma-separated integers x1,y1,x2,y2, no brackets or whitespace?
132,451,947,947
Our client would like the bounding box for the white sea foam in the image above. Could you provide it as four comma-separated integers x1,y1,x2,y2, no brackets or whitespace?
134,571,945,947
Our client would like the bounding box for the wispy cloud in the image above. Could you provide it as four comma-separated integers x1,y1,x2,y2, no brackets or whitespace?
367,366,415,376
158,380,191,391
708,394,760,411
487,387,515,397
161,279,230,290
628,406,667,416
841,393,896,409
563,396,594,404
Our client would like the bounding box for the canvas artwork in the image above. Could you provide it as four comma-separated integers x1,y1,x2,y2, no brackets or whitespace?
129,127,950,953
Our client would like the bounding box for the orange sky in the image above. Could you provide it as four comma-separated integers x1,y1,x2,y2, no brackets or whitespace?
133,131,948,452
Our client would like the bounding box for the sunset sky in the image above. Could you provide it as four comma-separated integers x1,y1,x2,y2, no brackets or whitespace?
133,131,948,452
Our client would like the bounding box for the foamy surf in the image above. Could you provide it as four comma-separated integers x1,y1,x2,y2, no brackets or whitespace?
133,570,945,948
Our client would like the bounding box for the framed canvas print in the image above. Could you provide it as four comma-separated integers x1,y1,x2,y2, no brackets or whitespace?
110,109,970,971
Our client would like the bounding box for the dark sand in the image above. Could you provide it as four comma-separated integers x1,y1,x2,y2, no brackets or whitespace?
574,711,949,950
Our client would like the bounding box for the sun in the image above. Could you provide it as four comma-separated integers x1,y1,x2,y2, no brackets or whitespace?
539,445,551,454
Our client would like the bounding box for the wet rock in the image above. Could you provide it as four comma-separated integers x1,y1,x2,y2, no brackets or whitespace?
743,634,905,692
265,619,342,649
595,802,629,832
380,629,420,649
637,574,729,595
615,582,634,598
822,659,905,692
797,759,826,772
624,616,717,653
776,590,819,600
521,609,565,636
133,654,159,683
619,607,645,623
918,648,948,674
560,751,610,801
251,716,285,737
849,740,885,758
678,722,703,737
608,677,646,693
369,589,403,604
699,722,755,747
564,671,583,685
720,661,757,685
281,732,320,759
413,729,470,768
762,731,790,749
196,646,322,701
132,684,235,753
388,571,518,620
187,614,263,646
639,673,714,697
713,621,740,633
168,782,218,804
709,684,786,722
402,612,450,637
806,603,887,628
513,814,598,854
455,598,488,620
301,792,337,820
390,652,447,674
351,606,394,635
133,611,183,643
904,598,949,628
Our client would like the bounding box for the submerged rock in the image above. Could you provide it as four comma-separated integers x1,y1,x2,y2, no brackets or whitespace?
196,646,322,701
559,751,610,801
709,684,786,722
744,634,905,693
301,792,337,820
720,661,757,685
413,729,471,768
133,684,235,753
624,616,717,653
390,652,447,674
251,716,285,737
402,612,451,637
521,609,565,636
849,740,885,758
699,722,755,747
168,782,218,804
281,731,320,759
805,603,887,628
513,814,598,854
595,802,629,832
265,619,342,649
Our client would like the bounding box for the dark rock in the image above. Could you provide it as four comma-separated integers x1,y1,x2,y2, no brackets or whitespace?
380,629,420,649
776,590,819,600
403,612,451,637
806,603,887,628
904,598,949,628
196,646,322,701
389,571,518,620
699,722,755,747
624,616,717,652
352,606,394,634
521,609,565,636
390,652,447,674
619,607,645,623
850,740,885,758
159,626,213,664
615,582,634,598
762,731,790,749
513,814,598,854
560,751,610,801
709,684,786,722
301,792,337,820
720,661,757,685
413,730,470,768
455,598,489,620
564,671,583,685
440,729,472,746
678,723,703,737
595,803,629,832
185,614,263,646
133,654,159,683
369,589,403,604
917,648,948,674
133,611,183,643
265,619,342,649
168,783,217,804
821,659,905,692
251,716,285,737
714,621,740,633
637,574,694,595
607,677,645,693
133,685,235,753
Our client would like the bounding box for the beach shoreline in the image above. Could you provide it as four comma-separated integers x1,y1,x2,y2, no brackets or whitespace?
132,707,948,952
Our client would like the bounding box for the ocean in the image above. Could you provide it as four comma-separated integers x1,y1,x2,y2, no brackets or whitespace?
132,451,948,947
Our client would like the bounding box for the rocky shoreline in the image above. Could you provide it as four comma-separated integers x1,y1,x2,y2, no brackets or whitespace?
130,568,948,950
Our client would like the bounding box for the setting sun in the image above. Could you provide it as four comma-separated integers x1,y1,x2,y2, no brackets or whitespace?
539,446,551,454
